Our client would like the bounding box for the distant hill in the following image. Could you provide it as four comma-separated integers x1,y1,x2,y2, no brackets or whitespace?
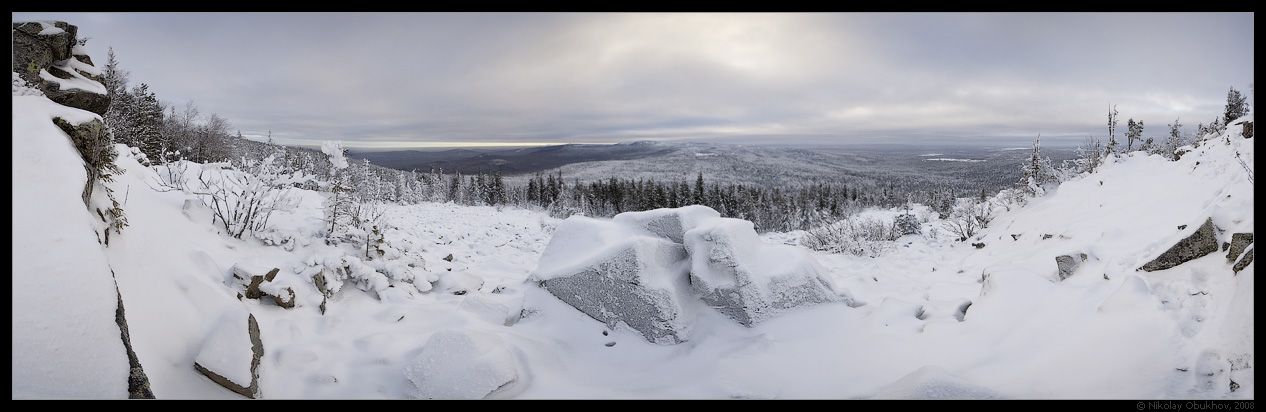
347,141,677,175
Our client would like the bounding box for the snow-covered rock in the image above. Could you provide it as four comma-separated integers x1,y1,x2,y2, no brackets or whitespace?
193,310,264,399
612,204,721,243
871,365,1006,399
532,206,850,342
404,329,523,399
531,215,696,344
1055,252,1089,280
1139,217,1220,272
684,217,846,326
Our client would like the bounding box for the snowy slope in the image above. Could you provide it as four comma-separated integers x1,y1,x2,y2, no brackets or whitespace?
12,78,1253,398
12,95,131,398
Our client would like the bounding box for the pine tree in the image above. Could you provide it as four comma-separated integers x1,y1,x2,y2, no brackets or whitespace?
1224,86,1249,127
1020,135,1056,196
694,172,705,205
1125,118,1144,152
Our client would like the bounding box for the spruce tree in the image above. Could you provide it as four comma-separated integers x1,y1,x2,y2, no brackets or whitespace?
1224,86,1249,126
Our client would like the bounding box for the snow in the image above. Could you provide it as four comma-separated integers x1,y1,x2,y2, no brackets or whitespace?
11,95,131,398
194,308,257,391
11,78,1254,399
403,329,523,399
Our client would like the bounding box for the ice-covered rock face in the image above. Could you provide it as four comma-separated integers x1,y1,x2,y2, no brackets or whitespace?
684,218,844,326
530,206,849,343
531,216,695,344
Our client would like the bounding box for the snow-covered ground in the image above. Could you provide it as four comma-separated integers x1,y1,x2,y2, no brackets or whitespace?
12,84,1254,398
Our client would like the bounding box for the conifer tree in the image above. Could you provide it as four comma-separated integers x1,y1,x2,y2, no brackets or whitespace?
1224,86,1249,127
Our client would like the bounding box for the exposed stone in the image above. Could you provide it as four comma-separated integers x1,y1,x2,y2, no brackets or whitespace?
113,276,155,399
12,21,110,116
232,265,296,309
51,116,105,164
1226,233,1253,260
1232,247,1254,274
1139,218,1220,272
1242,121,1253,139
1055,253,1089,281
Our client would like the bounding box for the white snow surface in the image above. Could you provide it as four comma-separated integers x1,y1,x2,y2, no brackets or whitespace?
12,95,131,399
194,308,257,389
12,84,1254,399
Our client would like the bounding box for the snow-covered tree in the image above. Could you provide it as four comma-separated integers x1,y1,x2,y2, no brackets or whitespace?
1125,118,1144,152
322,140,355,238
1071,135,1103,174
1160,118,1187,161
1019,135,1058,196
1105,104,1120,156
1224,86,1249,126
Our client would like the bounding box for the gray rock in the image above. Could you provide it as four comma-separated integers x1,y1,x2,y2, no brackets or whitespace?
1232,247,1253,274
113,276,154,399
232,265,296,309
12,21,109,115
1140,218,1220,272
538,237,693,344
1055,253,1089,280
1226,233,1253,261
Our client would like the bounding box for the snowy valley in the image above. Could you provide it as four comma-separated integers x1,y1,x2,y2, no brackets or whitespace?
11,20,1255,400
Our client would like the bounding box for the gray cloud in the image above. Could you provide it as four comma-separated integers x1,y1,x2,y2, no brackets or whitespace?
12,12,1254,148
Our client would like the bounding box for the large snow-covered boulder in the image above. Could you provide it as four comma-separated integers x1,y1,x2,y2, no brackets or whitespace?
530,215,696,344
404,329,523,399
530,206,849,343
684,217,846,326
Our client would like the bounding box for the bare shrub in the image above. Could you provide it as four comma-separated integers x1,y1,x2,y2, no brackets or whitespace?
802,216,897,257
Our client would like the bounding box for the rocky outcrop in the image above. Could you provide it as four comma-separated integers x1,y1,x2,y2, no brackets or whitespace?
17,21,114,206
113,279,155,399
194,312,264,398
1139,218,1220,272
12,21,110,116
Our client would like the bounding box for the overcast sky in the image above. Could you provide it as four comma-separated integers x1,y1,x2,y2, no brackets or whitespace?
12,12,1255,149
